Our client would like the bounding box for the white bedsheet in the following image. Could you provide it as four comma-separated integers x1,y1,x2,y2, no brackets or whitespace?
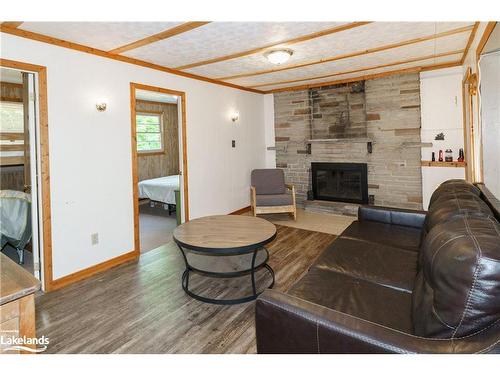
138,175,180,205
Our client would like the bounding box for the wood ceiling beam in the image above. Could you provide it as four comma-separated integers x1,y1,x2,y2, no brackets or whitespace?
219,24,474,81
265,60,463,93
175,22,372,70
0,25,264,94
251,49,464,89
461,22,480,64
1,22,23,28
476,21,498,59
108,22,211,54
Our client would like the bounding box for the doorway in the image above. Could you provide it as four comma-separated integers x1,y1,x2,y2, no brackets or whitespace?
130,83,189,254
1,65,43,279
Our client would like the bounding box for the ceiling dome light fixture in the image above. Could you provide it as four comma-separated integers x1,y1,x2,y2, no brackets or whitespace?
265,49,293,65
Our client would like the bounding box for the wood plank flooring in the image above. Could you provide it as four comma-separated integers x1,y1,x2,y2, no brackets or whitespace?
35,225,336,353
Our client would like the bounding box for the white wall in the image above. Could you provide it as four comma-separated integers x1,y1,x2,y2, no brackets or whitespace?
1,32,268,279
420,67,466,209
480,51,500,198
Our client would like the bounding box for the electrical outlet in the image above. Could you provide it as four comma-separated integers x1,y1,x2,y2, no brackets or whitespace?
91,233,99,246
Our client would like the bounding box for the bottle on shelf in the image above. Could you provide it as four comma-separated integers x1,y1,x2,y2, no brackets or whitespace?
457,148,465,162
445,149,453,162
431,151,436,162
438,150,444,162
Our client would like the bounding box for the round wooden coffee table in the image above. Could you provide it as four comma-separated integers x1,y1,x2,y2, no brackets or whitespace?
173,215,276,305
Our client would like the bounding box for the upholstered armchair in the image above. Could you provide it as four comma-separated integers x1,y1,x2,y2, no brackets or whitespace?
250,169,296,220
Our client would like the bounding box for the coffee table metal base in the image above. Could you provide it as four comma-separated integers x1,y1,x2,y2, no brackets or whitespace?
177,245,275,305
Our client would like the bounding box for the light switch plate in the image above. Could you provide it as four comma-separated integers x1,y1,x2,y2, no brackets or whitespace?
91,233,99,246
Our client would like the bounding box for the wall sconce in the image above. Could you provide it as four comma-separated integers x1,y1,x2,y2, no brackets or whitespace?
468,73,478,96
231,112,239,123
96,102,107,112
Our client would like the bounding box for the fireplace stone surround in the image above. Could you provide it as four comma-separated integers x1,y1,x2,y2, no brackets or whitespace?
273,73,424,214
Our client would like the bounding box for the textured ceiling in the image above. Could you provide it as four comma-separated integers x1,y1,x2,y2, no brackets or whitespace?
136,89,178,103
14,21,477,92
0,68,23,83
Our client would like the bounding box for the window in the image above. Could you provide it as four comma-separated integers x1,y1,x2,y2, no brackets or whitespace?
0,101,24,133
136,112,163,153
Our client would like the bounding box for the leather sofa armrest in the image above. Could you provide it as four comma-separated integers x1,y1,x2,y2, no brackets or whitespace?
255,290,500,354
358,205,427,229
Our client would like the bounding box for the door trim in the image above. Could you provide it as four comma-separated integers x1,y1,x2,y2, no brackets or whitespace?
0,58,53,291
130,82,189,255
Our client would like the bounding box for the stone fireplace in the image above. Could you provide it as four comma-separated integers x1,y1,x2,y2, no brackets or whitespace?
273,73,424,214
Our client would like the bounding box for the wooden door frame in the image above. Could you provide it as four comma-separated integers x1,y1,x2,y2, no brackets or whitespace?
0,58,53,291
130,82,189,254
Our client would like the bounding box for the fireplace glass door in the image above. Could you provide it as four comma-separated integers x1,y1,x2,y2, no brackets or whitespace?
312,163,368,204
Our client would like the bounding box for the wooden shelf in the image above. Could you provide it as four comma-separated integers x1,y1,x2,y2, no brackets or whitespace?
421,160,466,168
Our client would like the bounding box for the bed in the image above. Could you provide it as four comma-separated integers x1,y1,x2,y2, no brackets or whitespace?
138,175,180,213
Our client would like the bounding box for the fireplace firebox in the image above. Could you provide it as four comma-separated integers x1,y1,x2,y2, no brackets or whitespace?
311,162,368,204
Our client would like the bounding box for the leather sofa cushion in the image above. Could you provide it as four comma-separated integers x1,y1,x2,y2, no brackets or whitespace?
431,191,481,206
289,267,414,333
313,237,418,293
251,169,286,195
429,180,480,206
413,215,500,338
255,193,293,206
424,194,493,232
341,220,421,252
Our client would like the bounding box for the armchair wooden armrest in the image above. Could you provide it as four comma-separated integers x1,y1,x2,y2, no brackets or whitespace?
250,186,257,217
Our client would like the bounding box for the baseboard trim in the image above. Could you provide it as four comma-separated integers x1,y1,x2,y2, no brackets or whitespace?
48,250,139,291
229,206,251,215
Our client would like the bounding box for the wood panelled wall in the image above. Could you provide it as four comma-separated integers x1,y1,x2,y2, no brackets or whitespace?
135,100,179,181
0,81,23,102
1,81,25,190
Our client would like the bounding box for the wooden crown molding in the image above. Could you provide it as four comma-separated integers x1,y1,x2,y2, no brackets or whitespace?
461,22,480,64
175,22,372,70
219,24,474,81
1,22,23,28
108,22,211,54
476,21,498,59
266,60,462,93
251,49,464,89
0,25,264,94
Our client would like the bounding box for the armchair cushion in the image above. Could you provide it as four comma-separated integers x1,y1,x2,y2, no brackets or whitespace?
251,169,286,195
255,193,293,206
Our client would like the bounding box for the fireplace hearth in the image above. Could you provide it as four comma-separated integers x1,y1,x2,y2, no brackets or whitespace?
311,162,368,204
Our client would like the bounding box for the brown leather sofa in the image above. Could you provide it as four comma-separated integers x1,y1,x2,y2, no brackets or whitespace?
255,179,500,353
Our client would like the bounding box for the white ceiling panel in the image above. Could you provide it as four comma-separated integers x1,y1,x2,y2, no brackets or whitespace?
19,22,184,51
9,21,478,92
227,33,469,87
122,22,346,68
185,22,473,79
255,54,462,92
